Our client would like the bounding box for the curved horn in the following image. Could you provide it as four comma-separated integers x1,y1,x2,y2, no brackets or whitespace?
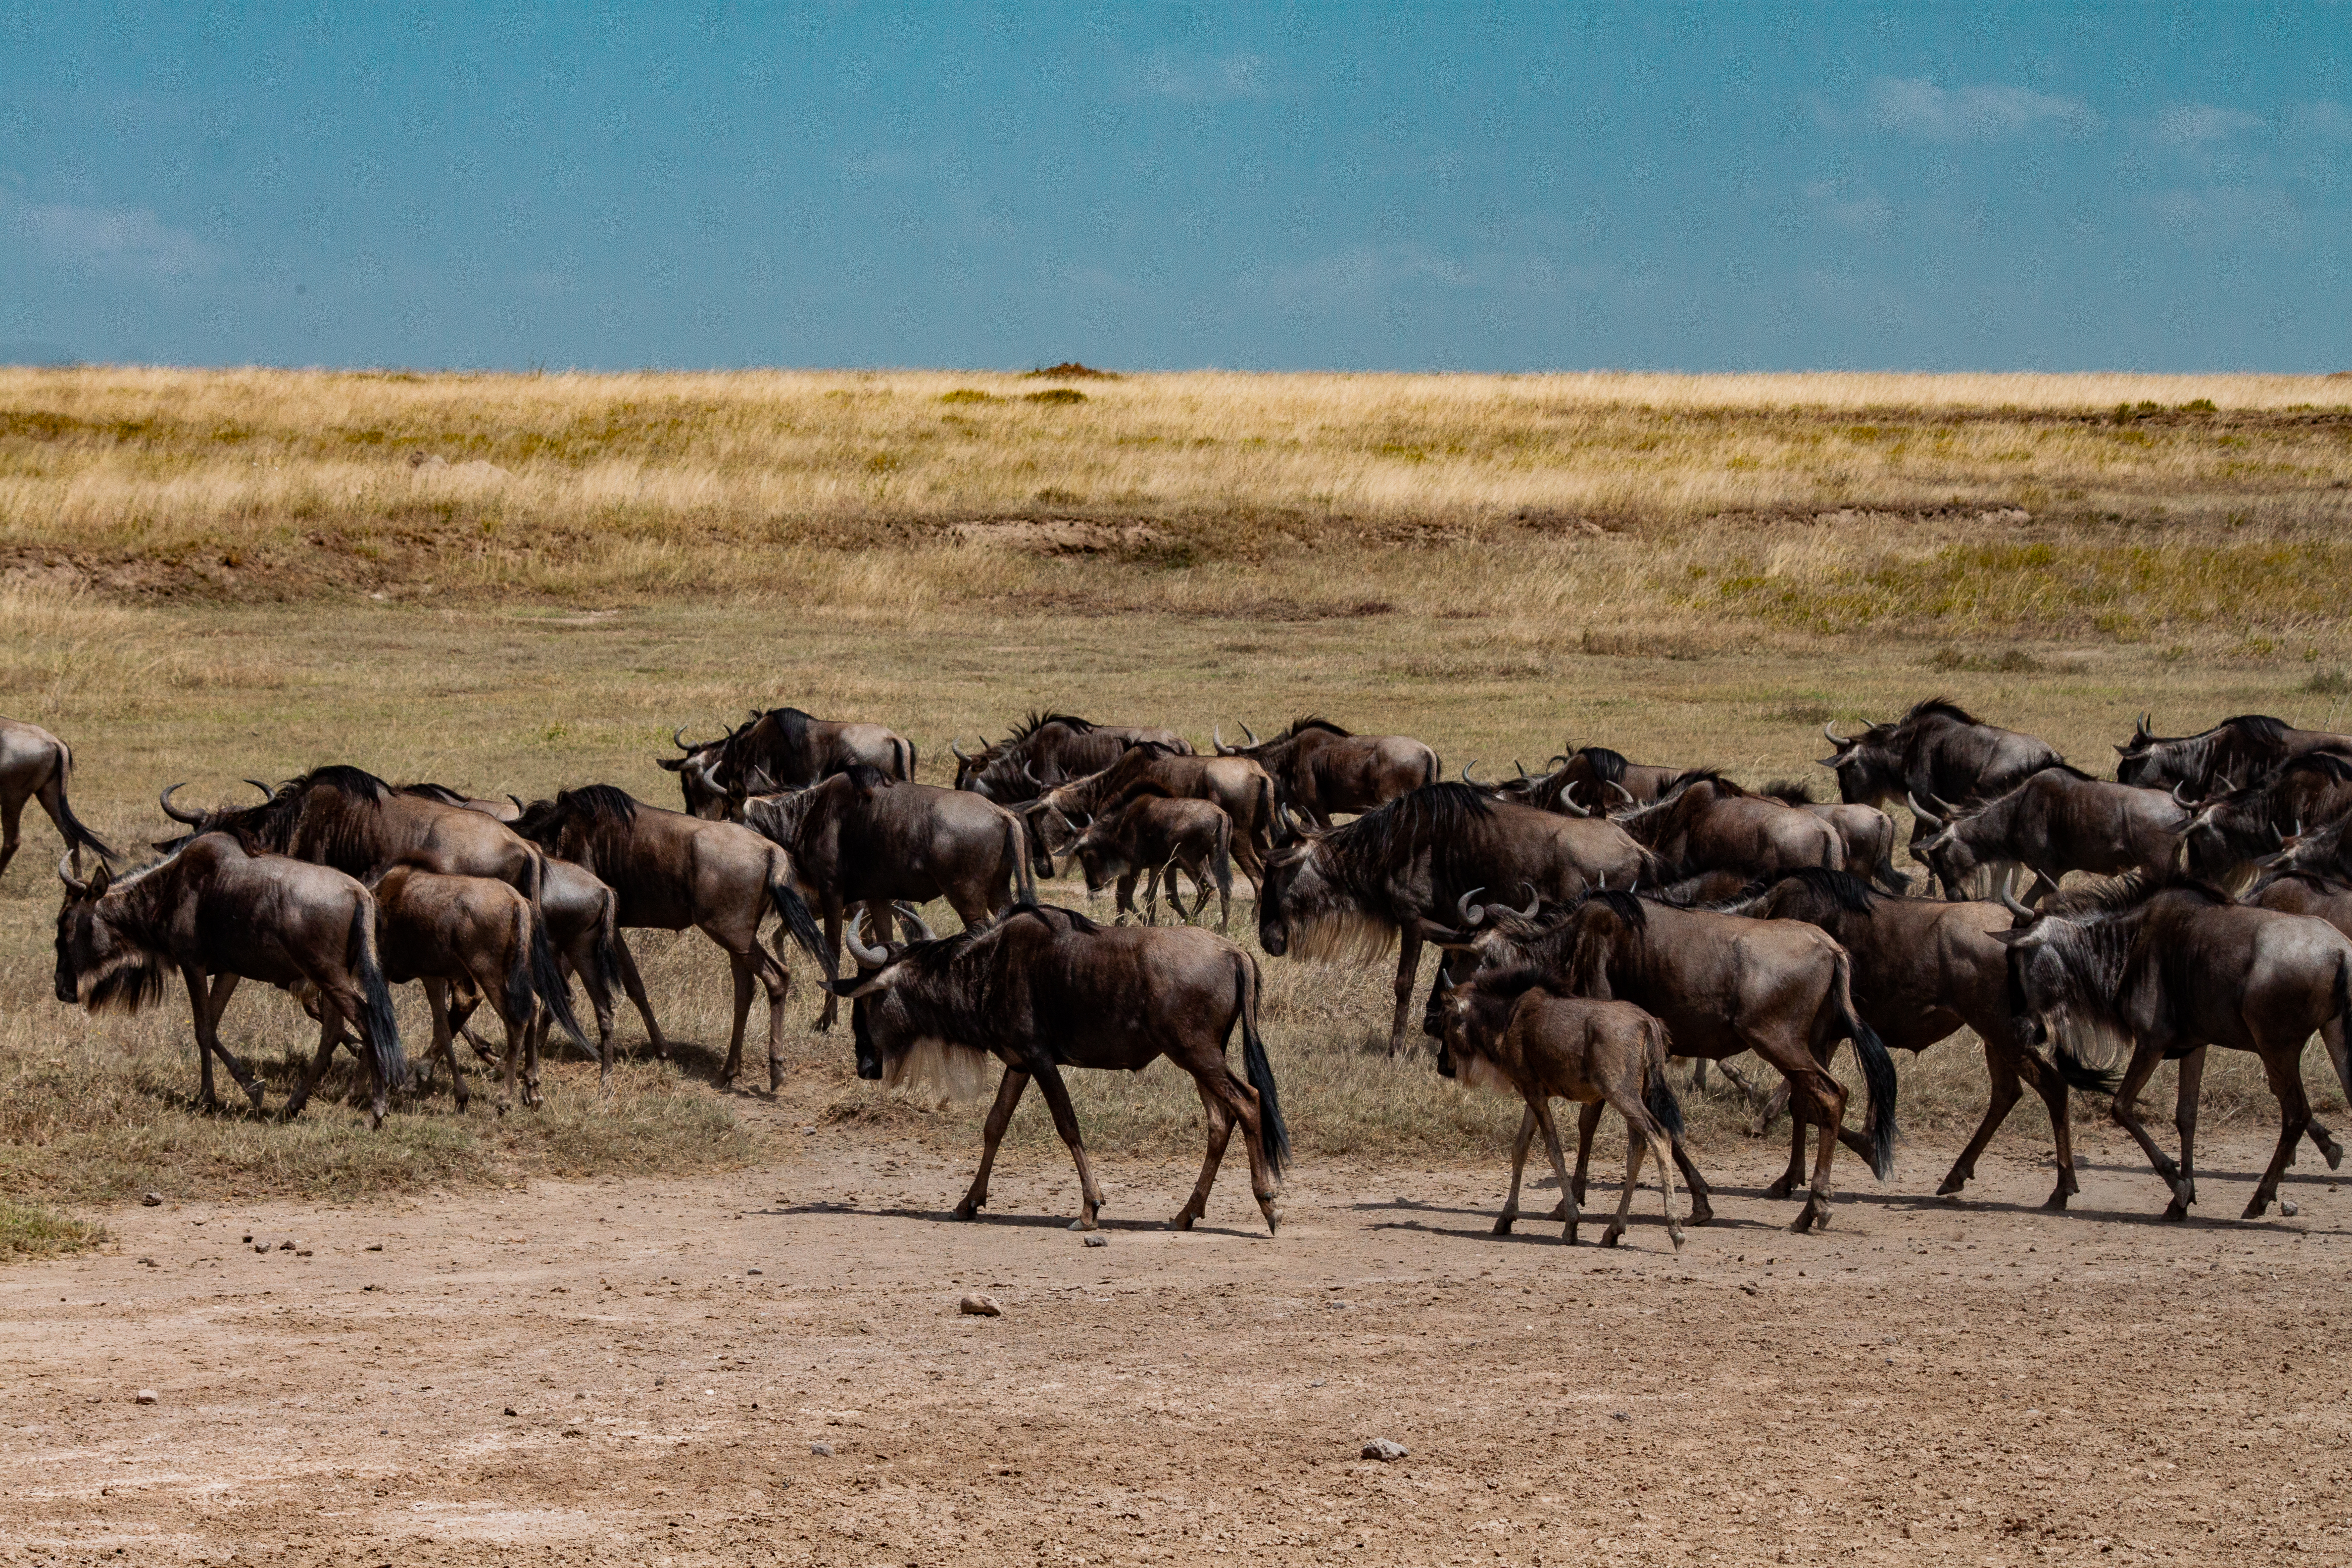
1558,781,1590,817
2135,711,2153,740
2172,782,2199,809
842,909,889,968
892,903,939,942
56,850,89,897
1240,721,1259,746
1461,759,1482,785
245,778,275,800
1213,722,1230,754
1514,882,1542,918
1606,780,1636,808
1997,884,2037,925
1907,791,1943,830
158,783,205,824
1822,721,1852,750
1457,887,1487,926
950,739,973,764
671,725,693,752
1514,759,1529,780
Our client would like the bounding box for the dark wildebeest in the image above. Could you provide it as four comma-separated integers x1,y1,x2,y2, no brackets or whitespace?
738,765,1035,1029
53,838,405,1123
1819,698,2063,850
511,785,830,1089
1910,765,2189,904
447,852,626,1087
2113,712,2352,796
1254,783,1648,1056
2003,874,2352,1219
2177,753,2352,886
1444,889,1898,1233
832,902,1288,1233
1728,869,2114,1207
1019,744,1282,889
1536,745,1687,811
1609,771,1846,883
1210,718,1438,827
659,707,915,818
1063,783,1235,931
1759,781,1909,893
1435,967,1686,1248
1,716,116,878
951,712,1191,802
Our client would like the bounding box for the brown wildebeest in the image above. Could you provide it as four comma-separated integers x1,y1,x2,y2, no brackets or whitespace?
738,765,1035,1029
2003,873,2352,1219
511,785,830,1089
659,707,915,818
1019,744,1282,889
1443,889,1898,1232
2177,753,2352,886
1,716,116,878
1254,782,1649,1056
1436,966,1685,1248
1065,783,1235,931
951,712,1191,802
1529,745,1688,812
447,851,626,1087
832,902,1287,1233
1210,717,1437,827
1910,765,2188,903
53,837,405,1123
1610,771,1845,883
1759,780,1909,893
2114,712,2352,797
1820,698,2063,851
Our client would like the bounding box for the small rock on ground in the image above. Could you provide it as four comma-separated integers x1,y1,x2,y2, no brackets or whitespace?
1362,1438,1407,1462
135,1390,158,1405
810,1442,834,1457
959,1293,1002,1317
1082,1234,1108,1248
140,1192,163,1207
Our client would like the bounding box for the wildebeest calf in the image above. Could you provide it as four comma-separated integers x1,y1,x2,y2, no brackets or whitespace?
1067,784,1234,931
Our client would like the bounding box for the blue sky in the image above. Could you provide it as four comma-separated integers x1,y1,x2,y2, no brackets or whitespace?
2,3,2346,372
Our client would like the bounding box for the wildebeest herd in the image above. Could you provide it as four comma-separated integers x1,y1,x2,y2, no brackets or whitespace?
13,701,2352,1243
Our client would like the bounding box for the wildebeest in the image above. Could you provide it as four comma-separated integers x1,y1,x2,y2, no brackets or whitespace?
1064,783,1234,931
1759,781,1909,893
2003,873,2352,1219
832,902,1287,1233
2113,712,2352,796
951,712,1191,801
738,765,1035,1029
1910,765,2190,903
1609,771,1845,883
1019,744,1282,889
398,781,525,822
53,837,405,1124
1820,699,2063,845
447,851,626,1086
1209,718,1437,827
1444,889,1898,1232
1531,745,1687,812
659,707,915,818
1255,783,1648,1056
511,785,830,1089
1436,967,1685,1248
2176,753,2352,885
1,716,116,878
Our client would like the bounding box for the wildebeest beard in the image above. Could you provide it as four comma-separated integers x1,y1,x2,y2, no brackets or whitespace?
1276,783,1497,961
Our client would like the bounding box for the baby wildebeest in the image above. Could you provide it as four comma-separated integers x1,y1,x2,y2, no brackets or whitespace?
1066,784,1234,931
1438,968,1685,1248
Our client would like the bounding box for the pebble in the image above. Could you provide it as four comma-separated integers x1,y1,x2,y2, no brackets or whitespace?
1082,1234,1107,1248
960,1293,1003,1318
504,1407,518,1417
140,1192,163,1207
1361,1438,1407,1462
810,1442,834,1457
2281,1200,2300,1217
365,1243,384,1252
135,1390,158,1405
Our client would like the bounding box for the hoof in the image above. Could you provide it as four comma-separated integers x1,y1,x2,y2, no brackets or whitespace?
1069,1216,1099,1232
1493,1215,1516,1235
2325,1141,2346,1172
768,1066,785,1094
1561,1227,1580,1246
2241,1195,2270,1220
1687,1201,1715,1227
2162,1200,2188,1221
1169,1210,1198,1231
1763,1177,1796,1201
1261,1203,1283,1236
1600,1228,1623,1248
951,1202,980,1222
1667,1230,1685,1252
810,1016,833,1034
2042,1189,2069,1211
1935,1173,1967,1197
495,1102,509,1119
245,1084,267,1112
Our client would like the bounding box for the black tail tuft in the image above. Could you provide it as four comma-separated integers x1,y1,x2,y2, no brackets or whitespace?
352,899,407,1094
47,747,119,863
1237,958,1290,1175
1642,1020,1685,1141
527,907,590,1053
1852,1016,1899,1180
768,870,834,979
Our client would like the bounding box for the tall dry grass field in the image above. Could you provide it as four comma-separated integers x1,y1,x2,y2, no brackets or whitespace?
3,366,2350,1247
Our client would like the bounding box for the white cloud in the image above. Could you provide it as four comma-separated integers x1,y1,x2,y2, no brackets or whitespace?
2296,100,2352,141
4,194,225,277
1139,52,1273,104
1840,77,2100,142
1804,178,1891,234
2148,102,2264,151
2142,185,2304,245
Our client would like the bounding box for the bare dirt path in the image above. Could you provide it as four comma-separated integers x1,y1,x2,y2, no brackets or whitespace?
3,1118,2348,1566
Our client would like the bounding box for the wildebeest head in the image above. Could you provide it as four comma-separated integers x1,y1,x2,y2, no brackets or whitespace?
828,904,1073,1099
2114,712,2301,793
1817,718,1904,807
52,853,166,1013
1905,792,1981,899
656,725,735,818
1436,965,1552,1088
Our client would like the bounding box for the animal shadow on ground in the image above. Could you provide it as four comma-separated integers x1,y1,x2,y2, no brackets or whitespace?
769,1202,1267,1238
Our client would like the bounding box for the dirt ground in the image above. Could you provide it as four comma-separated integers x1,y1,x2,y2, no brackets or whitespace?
3,1093,2349,1568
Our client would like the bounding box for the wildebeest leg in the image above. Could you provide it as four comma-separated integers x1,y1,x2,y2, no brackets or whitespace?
421,978,469,1112
2246,1046,2312,1219
1031,1063,1106,1230
2105,1035,2191,1217
1386,928,1423,1057
714,949,755,1083
2172,1046,2205,1215
611,933,669,1060
1528,1098,1579,1244
1114,871,1139,925
2312,1020,2351,1169
1667,1129,1714,1226
1754,1044,1849,1232
1495,1106,1539,1234
1602,1112,1648,1249
180,966,262,1113
1939,1042,2026,1200
1766,1114,1810,1202
1173,1079,1235,1230
1568,1099,1603,1209
816,897,843,1032
1142,865,1162,927
283,1007,347,1122
955,1068,1029,1220
755,945,792,1093
0,791,21,881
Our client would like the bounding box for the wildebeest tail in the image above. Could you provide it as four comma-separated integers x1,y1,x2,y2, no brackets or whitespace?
524,903,590,1053
1256,774,1286,849
766,864,834,979
588,886,623,1003
1212,812,1232,903
1006,812,1038,905
1235,957,1290,1174
350,894,408,1092
1831,949,1898,1180
1641,1016,1685,1142
44,744,118,863
2328,954,2352,1108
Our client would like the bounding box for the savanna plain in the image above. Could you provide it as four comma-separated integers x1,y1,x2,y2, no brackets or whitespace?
2,367,2350,1564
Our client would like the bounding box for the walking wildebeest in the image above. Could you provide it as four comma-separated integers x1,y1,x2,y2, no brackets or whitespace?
659,707,915,817
1436,967,1686,1248
1210,718,1438,827
511,785,830,1089
1442,889,1898,1233
1,717,116,878
1820,698,2063,848
2113,712,2352,797
738,765,1036,1029
446,851,626,1086
2176,753,2352,886
1019,744,1283,889
53,837,405,1124
1610,771,1846,883
1759,781,1909,893
951,712,1191,802
1255,782,1649,1056
832,902,1287,1233
1063,783,1235,931
2003,873,2352,1220
1910,765,2190,904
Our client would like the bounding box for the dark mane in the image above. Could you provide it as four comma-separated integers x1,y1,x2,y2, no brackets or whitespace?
558,784,640,825
1660,767,1751,798
284,765,391,803
1574,887,1651,931
1282,716,1352,740
1319,783,1493,877
1759,779,1816,805
1573,746,1628,784
1000,902,1101,935
1763,866,1880,913
837,764,896,793
1466,964,1567,1004
2039,762,2098,782
2217,714,2290,744
397,782,471,805
2036,866,2231,918
1905,697,1983,727
1007,711,1095,743
2282,751,2352,784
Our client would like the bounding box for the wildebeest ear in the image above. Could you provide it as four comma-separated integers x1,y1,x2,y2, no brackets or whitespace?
87,863,114,898
655,756,686,771
827,976,887,997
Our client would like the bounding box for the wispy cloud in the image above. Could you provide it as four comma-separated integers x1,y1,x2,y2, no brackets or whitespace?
2147,102,2263,151
1137,51,1274,104
1833,77,2100,143
3,193,226,277
2142,185,2304,245
2295,100,2352,141
1803,178,1891,234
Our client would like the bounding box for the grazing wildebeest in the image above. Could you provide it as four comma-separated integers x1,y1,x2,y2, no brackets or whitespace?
1819,698,2063,848
1210,718,1438,827
1910,765,2189,903
1444,889,1898,1232
2003,873,2352,1219
738,765,1035,1029
1436,966,1685,1248
1610,771,1846,883
1759,781,1909,893
53,837,405,1123
511,785,830,1089
1019,744,1282,889
832,902,1287,1233
1729,869,2114,1207
1,717,116,878
2176,753,2352,886
1255,783,1648,1056
2113,712,2352,796
658,707,915,817
1064,783,1235,931
951,712,1191,801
